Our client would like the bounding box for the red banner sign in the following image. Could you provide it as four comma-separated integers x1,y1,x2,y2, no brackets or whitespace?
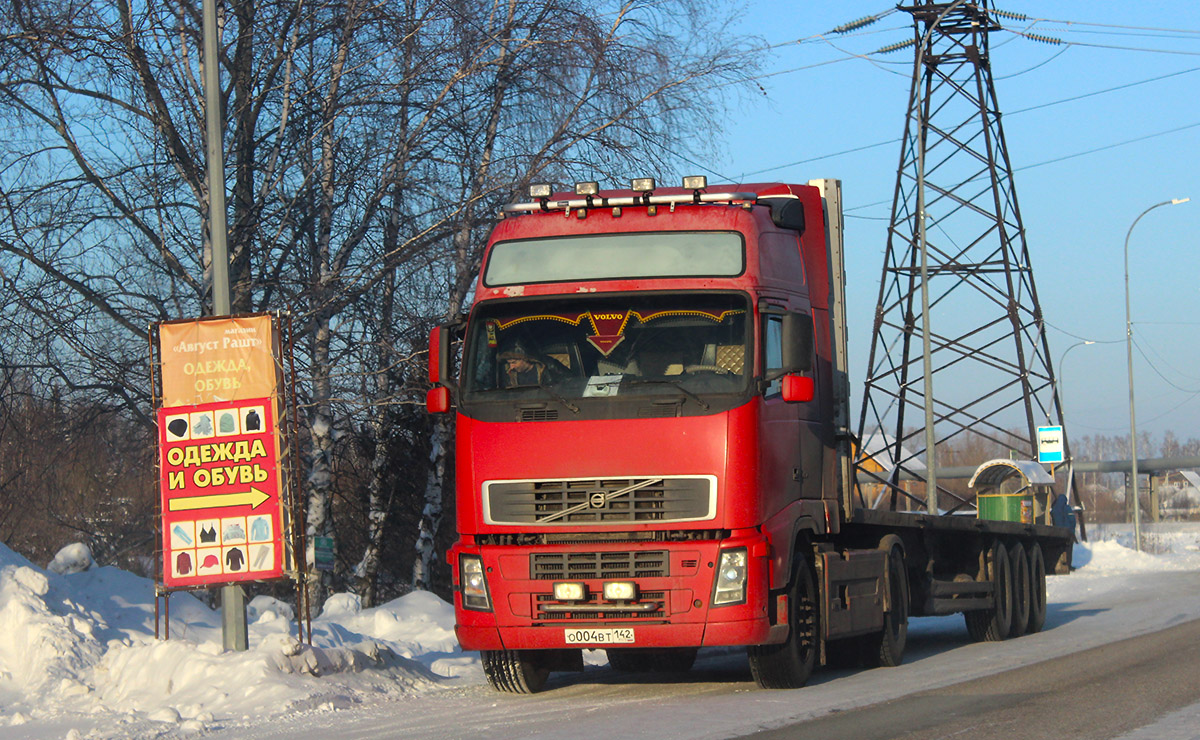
159,397,285,587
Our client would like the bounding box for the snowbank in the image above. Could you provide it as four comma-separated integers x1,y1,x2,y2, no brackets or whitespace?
0,540,475,736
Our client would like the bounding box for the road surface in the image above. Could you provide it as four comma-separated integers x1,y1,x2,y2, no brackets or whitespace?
199,568,1200,740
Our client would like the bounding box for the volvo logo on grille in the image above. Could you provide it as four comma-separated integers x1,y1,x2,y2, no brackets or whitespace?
589,491,608,509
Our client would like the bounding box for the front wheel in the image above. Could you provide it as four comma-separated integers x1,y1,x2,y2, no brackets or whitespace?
481,649,550,694
748,556,818,689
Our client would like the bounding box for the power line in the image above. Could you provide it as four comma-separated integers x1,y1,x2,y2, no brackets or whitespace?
1014,121,1200,172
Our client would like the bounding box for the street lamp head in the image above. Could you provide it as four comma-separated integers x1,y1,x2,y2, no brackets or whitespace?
1170,197,1190,206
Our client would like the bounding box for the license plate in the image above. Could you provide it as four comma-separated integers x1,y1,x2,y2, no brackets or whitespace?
564,627,635,645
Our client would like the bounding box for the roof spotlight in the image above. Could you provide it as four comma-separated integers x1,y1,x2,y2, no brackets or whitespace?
682,175,707,190
630,178,656,192
575,181,600,196
528,183,552,199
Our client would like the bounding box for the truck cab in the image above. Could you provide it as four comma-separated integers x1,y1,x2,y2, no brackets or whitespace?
430,178,853,691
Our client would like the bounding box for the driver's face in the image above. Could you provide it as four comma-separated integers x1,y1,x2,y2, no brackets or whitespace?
506,356,532,372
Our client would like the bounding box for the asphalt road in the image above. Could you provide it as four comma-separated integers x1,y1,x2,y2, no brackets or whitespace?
737,617,1200,740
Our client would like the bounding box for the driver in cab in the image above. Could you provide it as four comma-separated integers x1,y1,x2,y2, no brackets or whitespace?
499,342,552,387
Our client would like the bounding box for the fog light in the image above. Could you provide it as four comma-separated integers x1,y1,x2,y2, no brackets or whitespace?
712,548,748,606
630,177,656,192
459,554,492,611
603,581,637,601
575,181,599,196
553,582,587,601
528,183,552,198
682,175,707,190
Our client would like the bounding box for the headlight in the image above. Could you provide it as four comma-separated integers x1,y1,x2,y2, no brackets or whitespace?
553,582,587,601
603,581,637,601
712,548,748,606
459,554,492,611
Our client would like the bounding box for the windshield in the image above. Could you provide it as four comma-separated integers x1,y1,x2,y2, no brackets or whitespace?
463,294,750,409
484,231,744,287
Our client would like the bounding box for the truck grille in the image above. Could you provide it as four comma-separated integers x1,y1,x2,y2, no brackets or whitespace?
534,591,667,621
484,476,714,525
531,550,670,580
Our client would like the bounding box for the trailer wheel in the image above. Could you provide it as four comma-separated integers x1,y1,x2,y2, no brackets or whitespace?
863,537,909,667
748,556,818,689
1008,540,1031,638
607,647,698,674
1026,542,1048,634
964,540,1013,642
481,649,550,694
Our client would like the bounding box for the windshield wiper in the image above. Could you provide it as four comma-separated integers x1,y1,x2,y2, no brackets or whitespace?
623,378,710,410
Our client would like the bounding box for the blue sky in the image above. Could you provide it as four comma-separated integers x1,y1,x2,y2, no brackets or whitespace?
715,1,1200,442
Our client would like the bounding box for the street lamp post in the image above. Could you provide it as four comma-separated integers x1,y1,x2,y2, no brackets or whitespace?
1124,197,1189,552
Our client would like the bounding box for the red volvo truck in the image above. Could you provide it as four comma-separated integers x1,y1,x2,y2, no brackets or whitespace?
427,178,1074,693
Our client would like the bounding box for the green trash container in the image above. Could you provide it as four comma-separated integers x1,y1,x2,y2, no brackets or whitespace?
977,492,1033,523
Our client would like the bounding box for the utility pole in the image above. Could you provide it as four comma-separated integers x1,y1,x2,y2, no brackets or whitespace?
202,0,247,652
856,0,1068,516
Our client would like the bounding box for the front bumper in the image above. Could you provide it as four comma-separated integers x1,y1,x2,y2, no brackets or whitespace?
450,532,775,651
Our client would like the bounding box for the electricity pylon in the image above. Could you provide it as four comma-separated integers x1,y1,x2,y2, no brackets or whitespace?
855,0,1069,514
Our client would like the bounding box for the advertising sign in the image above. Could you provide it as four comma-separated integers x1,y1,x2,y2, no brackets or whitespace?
158,314,279,407
156,314,290,588
159,398,286,587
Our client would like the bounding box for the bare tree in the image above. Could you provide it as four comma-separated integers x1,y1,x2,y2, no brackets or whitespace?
0,0,758,606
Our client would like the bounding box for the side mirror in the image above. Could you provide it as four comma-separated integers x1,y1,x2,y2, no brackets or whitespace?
781,374,814,403
426,386,451,414
427,324,458,415
781,313,813,373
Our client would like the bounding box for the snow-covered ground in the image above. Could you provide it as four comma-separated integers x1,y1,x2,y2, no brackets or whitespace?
2,528,1199,740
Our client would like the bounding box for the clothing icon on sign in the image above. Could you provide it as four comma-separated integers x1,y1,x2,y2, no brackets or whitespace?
176,551,192,575
250,516,270,541
252,545,271,569
193,414,213,436
218,411,237,434
167,418,189,438
199,525,217,543
224,523,245,541
245,409,261,431
225,547,245,571
202,554,220,569
172,524,193,546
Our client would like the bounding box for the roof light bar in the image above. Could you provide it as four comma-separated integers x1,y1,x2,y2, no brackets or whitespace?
502,190,757,214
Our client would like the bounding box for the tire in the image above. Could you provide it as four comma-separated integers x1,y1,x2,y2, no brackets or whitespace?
964,540,1012,642
607,647,698,674
1026,542,1048,634
748,556,819,689
481,649,550,694
1008,540,1031,638
863,538,909,667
